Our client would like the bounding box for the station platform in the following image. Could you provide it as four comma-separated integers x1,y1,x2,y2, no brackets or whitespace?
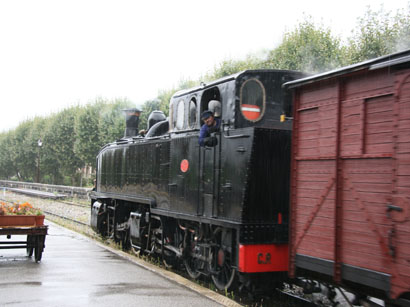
2,187,67,199
0,221,238,306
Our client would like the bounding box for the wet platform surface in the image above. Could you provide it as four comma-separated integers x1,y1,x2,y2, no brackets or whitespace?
0,222,224,307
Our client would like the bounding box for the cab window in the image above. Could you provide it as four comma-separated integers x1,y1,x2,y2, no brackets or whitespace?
240,78,266,122
176,99,185,130
169,100,175,130
189,98,197,129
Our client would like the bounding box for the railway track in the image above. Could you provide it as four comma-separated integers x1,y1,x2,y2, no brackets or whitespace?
41,210,88,226
57,200,89,208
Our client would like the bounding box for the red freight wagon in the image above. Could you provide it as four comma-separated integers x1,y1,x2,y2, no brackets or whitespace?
285,50,410,304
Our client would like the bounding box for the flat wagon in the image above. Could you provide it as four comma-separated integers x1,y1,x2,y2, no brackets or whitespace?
0,216,47,262
286,50,410,304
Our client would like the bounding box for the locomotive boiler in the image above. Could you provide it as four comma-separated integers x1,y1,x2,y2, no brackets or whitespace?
90,69,305,291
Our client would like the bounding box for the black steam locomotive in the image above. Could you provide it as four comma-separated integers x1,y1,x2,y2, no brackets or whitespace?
90,69,305,291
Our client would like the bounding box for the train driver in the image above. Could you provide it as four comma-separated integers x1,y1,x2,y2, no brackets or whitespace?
198,110,221,147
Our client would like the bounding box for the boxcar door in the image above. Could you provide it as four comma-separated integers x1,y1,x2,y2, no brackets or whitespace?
199,133,221,218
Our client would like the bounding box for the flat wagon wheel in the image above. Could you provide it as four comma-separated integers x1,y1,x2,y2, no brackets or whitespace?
210,227,237,291
34,235,45,263
26,235,34,257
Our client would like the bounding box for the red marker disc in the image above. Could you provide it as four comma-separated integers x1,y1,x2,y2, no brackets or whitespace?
180,159,189,173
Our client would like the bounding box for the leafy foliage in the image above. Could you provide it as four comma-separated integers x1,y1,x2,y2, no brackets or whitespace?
0,99,133,185
98,98,133,144
0,131,16,179
74,103,103,167
42,113,65,184
345,5,410,63
139,99,163,131
265,18,343,72
53,107,83,184
205,54,266,80
11,120,34,181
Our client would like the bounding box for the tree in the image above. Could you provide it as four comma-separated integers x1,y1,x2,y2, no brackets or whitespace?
99,98,133,144
10,120,34,181
0,131,16,179
155,88,173,117
396,3,410,51
205,54,266,80
26,117,47,182
139,99,162,131
154,79,199,118
138,84,188,131
40,113,64,184
266,17,343,72
74,103,102,167
53,107,83,184
345,5,410,63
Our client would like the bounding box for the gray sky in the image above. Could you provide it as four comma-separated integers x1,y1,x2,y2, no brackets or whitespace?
0,0,408,132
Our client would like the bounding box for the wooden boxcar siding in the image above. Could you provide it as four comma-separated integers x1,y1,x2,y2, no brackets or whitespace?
291,79,338,261
393,70,410,296
290,67,410,299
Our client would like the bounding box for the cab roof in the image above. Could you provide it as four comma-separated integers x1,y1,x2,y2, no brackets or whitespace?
172,69,302,99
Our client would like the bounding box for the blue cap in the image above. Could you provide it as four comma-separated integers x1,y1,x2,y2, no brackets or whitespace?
201,110,213,119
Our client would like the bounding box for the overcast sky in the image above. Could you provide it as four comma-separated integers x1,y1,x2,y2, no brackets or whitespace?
0,0,408,132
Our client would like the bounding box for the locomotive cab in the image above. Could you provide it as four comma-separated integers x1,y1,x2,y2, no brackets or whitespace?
167,70,302,222
166,70,304,288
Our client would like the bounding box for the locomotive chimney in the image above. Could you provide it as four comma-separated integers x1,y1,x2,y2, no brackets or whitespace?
123,108,141,138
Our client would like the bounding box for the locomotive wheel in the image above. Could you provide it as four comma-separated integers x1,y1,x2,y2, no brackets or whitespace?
131,245,141,256
210,227,237,291
183,232,202,279
131,229,148,256
121,229,130,251
150,216,176,268
162,251,176,269
184,257,202,279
